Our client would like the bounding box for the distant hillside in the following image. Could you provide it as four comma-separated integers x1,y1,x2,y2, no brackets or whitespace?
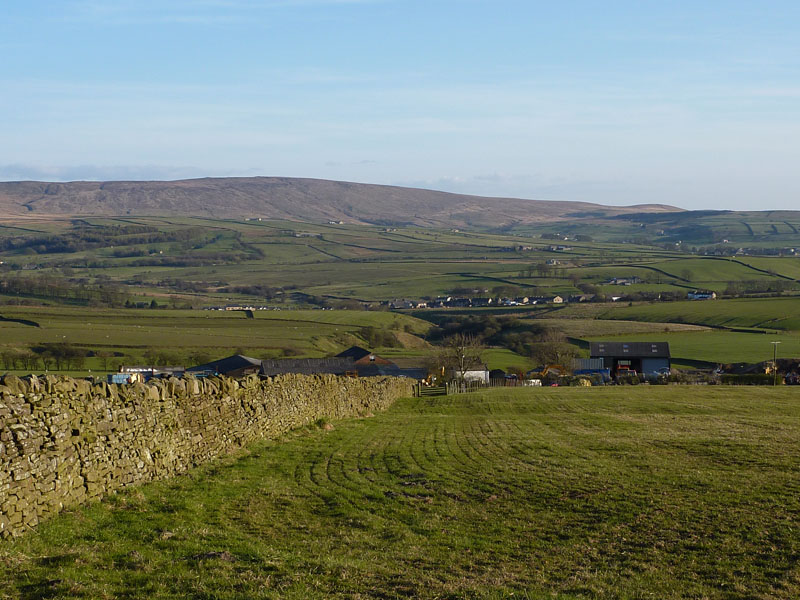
0,177,680,228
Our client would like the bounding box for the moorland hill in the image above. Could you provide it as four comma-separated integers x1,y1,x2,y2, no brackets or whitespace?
0,176,680,228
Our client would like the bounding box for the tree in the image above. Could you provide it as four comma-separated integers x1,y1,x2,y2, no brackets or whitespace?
529,330,578,366
436,333,485,381
96,350,114,371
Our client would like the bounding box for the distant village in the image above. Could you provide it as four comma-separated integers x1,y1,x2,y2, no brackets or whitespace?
205,287,718,313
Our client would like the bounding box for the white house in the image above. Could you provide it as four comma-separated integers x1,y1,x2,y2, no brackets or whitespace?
451,366,490,383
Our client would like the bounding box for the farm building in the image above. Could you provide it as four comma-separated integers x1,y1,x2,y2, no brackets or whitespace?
335,346,395,366
335,346,426,379
260,358,355,377
187,355,262,377
450,365,490,383
589,342,671,377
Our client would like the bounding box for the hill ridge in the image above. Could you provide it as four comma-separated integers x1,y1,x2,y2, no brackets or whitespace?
0,176,682,228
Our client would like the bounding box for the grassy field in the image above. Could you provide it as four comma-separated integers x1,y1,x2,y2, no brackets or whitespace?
2,386,800,598
0,307,433,373
589,297,800,331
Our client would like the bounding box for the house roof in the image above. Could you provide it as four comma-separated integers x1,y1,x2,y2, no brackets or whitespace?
187,354,262,375
590,342,671,358
260,357,355,377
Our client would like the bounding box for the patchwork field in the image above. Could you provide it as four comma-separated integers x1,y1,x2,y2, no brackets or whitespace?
2,216,799,307
2,217,800,371
2,386,799,598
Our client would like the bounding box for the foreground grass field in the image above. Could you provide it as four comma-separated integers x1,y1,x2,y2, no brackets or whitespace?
2,387,799,599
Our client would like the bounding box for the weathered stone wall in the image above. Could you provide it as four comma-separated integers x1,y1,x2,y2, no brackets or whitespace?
0,373,411,538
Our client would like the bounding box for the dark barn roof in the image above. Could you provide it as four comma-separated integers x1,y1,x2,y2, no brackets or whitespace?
335,346,372,361
187,354,262,375
590,342,671,358
260,357,355,377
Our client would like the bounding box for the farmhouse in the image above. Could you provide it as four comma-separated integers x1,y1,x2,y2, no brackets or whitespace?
589,341,671,377
603,277,642,286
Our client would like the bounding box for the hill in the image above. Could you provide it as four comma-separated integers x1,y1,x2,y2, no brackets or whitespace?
0,176,679,228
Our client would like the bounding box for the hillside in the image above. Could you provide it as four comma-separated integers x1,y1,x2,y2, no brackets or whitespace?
0,176,679,228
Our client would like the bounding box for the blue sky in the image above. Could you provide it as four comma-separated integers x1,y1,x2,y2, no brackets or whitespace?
2,0,799,210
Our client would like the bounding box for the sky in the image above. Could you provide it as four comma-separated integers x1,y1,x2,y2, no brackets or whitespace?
2,0,799,210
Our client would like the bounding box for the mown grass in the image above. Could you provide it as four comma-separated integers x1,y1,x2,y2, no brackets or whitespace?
3,387,800,599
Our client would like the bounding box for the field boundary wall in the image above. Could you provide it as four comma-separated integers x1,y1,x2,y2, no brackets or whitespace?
0,372,412,538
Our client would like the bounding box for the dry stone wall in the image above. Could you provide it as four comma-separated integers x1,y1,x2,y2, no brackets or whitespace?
0,372,412,538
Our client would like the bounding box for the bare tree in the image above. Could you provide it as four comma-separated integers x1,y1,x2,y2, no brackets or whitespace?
437,333,485,381
529,329,578,366
96,350,113,371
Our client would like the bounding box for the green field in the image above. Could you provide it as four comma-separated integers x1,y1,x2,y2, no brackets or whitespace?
3,387,800,598
0,307,433,373
589,297,800,331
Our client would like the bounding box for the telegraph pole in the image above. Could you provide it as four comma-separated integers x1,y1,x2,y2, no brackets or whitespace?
771,341,781,386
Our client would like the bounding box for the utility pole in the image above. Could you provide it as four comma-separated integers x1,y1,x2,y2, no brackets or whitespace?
771,341,781,386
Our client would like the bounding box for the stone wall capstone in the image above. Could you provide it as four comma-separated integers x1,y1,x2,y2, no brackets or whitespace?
0,373,412,538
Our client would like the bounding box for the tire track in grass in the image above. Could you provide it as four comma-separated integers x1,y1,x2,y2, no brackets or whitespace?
434,416,478,499
330,423,416,520
432,419,477,500
447,414,483,474
418,418,440,474
380,423,417,483
404,417,431,482
356,437,385,488
359,422,422,506
293,448,331,512
468,418,549,498
481,418,541,472
463,418,497,467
